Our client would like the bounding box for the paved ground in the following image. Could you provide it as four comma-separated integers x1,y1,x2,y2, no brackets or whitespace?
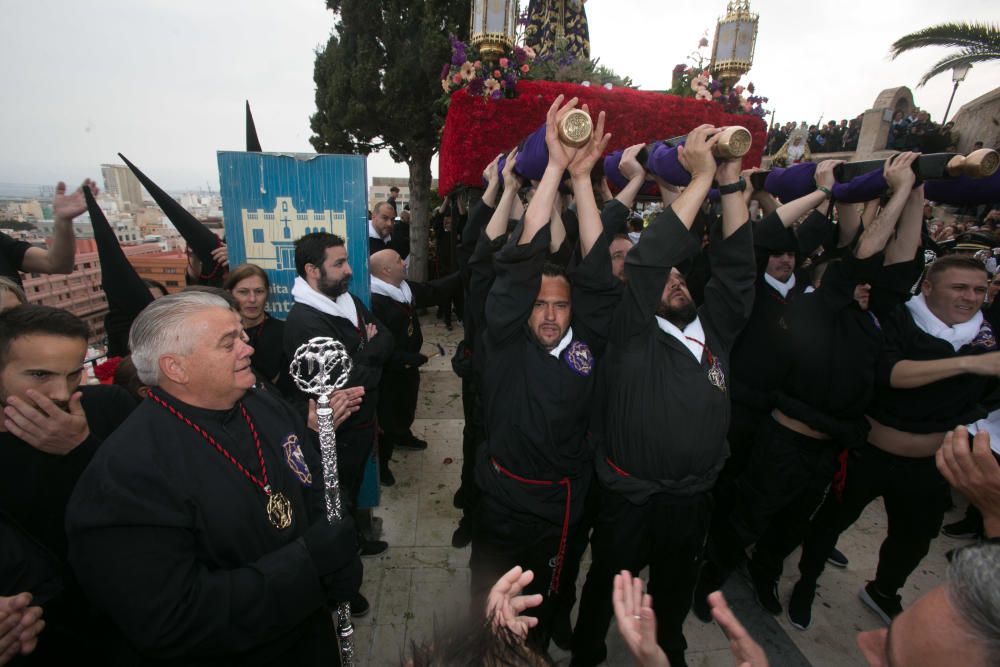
350,319,968,666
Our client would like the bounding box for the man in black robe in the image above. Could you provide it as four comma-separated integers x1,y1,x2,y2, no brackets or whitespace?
693,156,926,623
0,305,137,665
788,249,1000,628
368,202,409,259
67,292,362,666
369,248,460,485
284,232,393,578
469,97,618,649
571,125,756,667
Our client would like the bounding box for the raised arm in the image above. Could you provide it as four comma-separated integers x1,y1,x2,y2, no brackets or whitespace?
568,109,611,259
21,180,96,275
485,148,524,242
521,95,582,246
835,200,863,249
884,178,924,265
481,155,502,209
611,127,718,340
614,144,647,211
856,153,916,260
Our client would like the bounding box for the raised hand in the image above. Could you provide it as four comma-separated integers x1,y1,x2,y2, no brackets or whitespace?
678,125,721,180
483,153,503,184
485,566,543,639
502,147,523,190
568,107,611,179
544,94,582,171
813,159,844,190
884,152,918,193
52,179,98,222
612,571,670,667
708,591,770,667
936,426,1000,537
619,143,648,182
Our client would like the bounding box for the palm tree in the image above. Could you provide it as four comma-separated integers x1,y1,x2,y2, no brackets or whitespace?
889,22,1000,86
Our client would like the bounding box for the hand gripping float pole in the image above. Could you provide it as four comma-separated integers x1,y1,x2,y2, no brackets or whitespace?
289,337,355,667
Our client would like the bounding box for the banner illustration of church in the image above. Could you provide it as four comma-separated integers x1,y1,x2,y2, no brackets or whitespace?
217,151,370,318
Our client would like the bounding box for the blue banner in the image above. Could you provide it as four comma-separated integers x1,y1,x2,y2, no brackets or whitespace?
217,151,370,317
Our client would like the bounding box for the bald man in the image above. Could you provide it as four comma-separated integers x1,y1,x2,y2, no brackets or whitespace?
370,249,460,485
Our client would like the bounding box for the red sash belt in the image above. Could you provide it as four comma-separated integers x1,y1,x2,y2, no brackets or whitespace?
605,456,631,478
490,457,572,596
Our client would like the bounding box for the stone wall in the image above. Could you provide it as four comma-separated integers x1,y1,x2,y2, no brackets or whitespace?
952,86,1000,153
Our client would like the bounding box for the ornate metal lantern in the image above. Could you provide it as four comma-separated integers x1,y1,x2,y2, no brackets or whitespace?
469,0,519,60
709,0,759,88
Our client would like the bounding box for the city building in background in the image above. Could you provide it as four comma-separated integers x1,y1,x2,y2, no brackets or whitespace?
101,163,147,211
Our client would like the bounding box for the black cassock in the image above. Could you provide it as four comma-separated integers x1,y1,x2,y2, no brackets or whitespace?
372,273,460,452
66,388,359,667
573,208,755,663
469,222,619,645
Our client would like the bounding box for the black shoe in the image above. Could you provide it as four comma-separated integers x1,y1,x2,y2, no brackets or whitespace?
451,522,474,548
826,547,849,569
379,467,396,487
787,580,815,630
691,565,721,623
396,436,428,451
750,566,782,615
859,581,902,625
453,488,466,510
551,611,573,651
359,539,388,557
941,516,983,539
350,593,371,618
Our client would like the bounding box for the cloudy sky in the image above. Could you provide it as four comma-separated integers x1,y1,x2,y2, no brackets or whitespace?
1,0,997,192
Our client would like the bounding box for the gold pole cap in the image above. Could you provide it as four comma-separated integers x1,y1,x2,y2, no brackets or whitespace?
947,149,999,178
714,126,753,159
558,109,593,148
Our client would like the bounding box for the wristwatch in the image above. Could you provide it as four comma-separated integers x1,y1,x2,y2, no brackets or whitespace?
718,177,746,195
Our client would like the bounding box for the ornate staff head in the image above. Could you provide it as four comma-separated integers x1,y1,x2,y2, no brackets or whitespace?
289,337,353,402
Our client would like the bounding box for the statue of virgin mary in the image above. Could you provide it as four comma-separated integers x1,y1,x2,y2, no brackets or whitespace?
524,0,590,59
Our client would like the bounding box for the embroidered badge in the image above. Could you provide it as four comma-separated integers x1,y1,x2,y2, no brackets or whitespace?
970,321,997,351
282,434,313,486
562,340,594,377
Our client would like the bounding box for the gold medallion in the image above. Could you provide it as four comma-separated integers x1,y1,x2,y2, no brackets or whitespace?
266,491,293,530
558,109,593,148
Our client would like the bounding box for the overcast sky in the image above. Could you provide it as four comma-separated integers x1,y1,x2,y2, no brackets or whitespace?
1,0,997,192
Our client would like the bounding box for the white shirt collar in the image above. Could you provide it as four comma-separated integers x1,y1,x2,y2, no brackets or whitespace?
905,292,984,352
291,276,359,327
548,326,574,359
655,315,705,361
763,271,796,298
370,276,413,304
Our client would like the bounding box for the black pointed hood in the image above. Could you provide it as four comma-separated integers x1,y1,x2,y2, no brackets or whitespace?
83,185,154,356
118,153,224,285
246,100,262,152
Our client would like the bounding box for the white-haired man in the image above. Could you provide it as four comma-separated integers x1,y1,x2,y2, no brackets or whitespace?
66,292,362,666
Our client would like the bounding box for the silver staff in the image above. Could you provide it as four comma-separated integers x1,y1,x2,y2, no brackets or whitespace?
290,337,355,666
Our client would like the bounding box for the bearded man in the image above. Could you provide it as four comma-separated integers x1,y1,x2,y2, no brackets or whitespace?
284,232,394,610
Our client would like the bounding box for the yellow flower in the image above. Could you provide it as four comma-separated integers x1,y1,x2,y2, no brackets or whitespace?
460,61,476,81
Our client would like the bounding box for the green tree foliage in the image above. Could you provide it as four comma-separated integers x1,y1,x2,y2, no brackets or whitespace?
311,0,468,280
890,22,1000,86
